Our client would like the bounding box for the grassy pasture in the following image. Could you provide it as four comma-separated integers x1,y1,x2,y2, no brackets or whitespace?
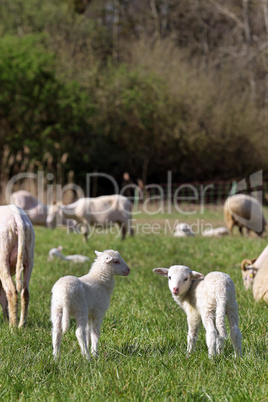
0,206,267,400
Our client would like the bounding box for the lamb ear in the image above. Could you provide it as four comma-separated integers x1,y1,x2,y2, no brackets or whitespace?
191,271,205,280
153,268,169,277
58,246,63,252
95,250,102,257
104,255,113,263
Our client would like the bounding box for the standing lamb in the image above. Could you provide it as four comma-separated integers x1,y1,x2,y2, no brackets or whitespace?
153,265,242,358
51,249,130,359
0,205,35,327
224,194,266,236
53,195,133,241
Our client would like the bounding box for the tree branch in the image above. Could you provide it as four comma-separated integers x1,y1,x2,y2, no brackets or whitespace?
207,0,244,29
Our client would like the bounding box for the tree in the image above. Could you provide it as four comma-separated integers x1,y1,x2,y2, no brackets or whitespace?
0,33,94,183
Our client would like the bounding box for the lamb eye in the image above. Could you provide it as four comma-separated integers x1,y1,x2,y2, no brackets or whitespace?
168,276,171,280
184,277,188,281
114,260,120,264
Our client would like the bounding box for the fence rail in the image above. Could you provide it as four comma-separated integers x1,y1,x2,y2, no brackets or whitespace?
140,180,268,205
2,177,268,207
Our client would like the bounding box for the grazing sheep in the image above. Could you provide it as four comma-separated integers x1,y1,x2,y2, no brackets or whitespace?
0,205,35,327
241,245,268,303
48,246,90,263
153,265,242,358
224,194,266,236
173,223,195,237
202,227,229,237
253,259,268,304
241,259,257,290
51,249,130,359
52,195,133,241
10,190,59,228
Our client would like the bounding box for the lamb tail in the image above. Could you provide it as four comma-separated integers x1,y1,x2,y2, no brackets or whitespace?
15,210,26,293
62,307,70,334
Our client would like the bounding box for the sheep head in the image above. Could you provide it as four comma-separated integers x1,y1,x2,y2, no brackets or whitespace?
153,265,204,296
94,250,130,276
241,258,257,290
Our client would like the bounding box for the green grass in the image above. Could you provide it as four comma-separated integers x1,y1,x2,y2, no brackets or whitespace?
0,207,267,400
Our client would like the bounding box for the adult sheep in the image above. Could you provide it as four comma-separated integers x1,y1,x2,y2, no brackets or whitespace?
253,259,268,304
241,245,268,303
10,190,58,228
241,258,257,290
224,194,266,236
0,205,35,327
52,195,133,241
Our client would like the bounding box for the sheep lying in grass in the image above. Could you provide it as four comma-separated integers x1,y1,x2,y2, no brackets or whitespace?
153,265,242,358
173,223,195,237
51,249,130,360
48,246,90,263
202,227,229,237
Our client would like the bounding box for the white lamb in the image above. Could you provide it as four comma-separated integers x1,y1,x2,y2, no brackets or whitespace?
48,246,90,263
51,249,130,360
173,223,195,237
153,265,242,358
202,227,229,237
